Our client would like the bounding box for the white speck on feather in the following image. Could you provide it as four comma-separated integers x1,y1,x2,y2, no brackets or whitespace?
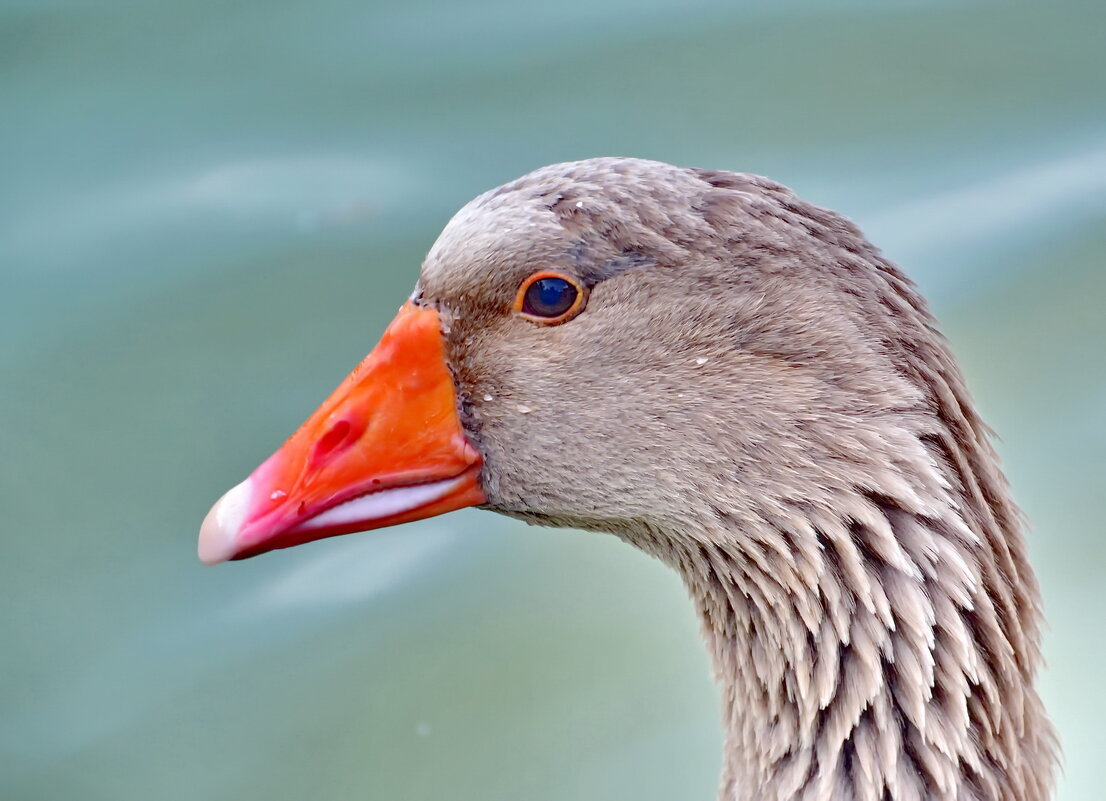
575,200,585,209
516,404,532,414
695,357,709,366
483,394,493,401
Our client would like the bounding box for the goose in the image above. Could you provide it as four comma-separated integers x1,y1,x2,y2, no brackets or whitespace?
199,157,1057,801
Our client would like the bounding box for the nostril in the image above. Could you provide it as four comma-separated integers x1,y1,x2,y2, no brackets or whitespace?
314,419,353,462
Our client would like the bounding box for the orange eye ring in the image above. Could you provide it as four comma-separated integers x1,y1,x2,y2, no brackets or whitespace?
512,270,587,325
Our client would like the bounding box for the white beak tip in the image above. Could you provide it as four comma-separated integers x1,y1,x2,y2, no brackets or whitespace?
198,478,253,565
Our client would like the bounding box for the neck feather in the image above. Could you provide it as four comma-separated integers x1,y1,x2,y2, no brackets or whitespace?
661,421,1056,801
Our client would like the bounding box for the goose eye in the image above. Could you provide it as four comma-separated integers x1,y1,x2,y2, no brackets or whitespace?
514,271,585,324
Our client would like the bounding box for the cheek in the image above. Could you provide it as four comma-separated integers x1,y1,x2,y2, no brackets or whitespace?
442,314,676,518
477,431,639,520
467,379,675,523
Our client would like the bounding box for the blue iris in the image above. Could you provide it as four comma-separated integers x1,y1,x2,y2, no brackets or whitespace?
524,276,578,318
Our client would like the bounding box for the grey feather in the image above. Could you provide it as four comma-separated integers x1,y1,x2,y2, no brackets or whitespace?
417,157,1057,801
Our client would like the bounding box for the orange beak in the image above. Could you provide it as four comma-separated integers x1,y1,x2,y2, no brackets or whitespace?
198,302,484,565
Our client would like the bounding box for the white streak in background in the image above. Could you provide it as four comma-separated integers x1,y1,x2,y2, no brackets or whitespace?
229,524,460,616
2,154,426,273
183,157,420,230
0,525,462,761
863,142,1106,294
9,143,1105,290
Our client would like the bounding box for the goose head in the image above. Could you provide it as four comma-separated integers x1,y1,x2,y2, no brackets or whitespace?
199,158,1056,801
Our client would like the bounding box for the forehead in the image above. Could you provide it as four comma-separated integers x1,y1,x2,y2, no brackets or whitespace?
419,187,573,299
417,158,715,301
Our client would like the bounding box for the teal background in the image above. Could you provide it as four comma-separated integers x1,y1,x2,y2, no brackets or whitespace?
3,1,1104,799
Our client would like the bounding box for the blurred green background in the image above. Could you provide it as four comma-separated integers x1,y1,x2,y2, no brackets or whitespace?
3,1,1104,799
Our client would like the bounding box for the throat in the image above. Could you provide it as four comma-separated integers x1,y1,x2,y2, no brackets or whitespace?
663,493,1054,801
